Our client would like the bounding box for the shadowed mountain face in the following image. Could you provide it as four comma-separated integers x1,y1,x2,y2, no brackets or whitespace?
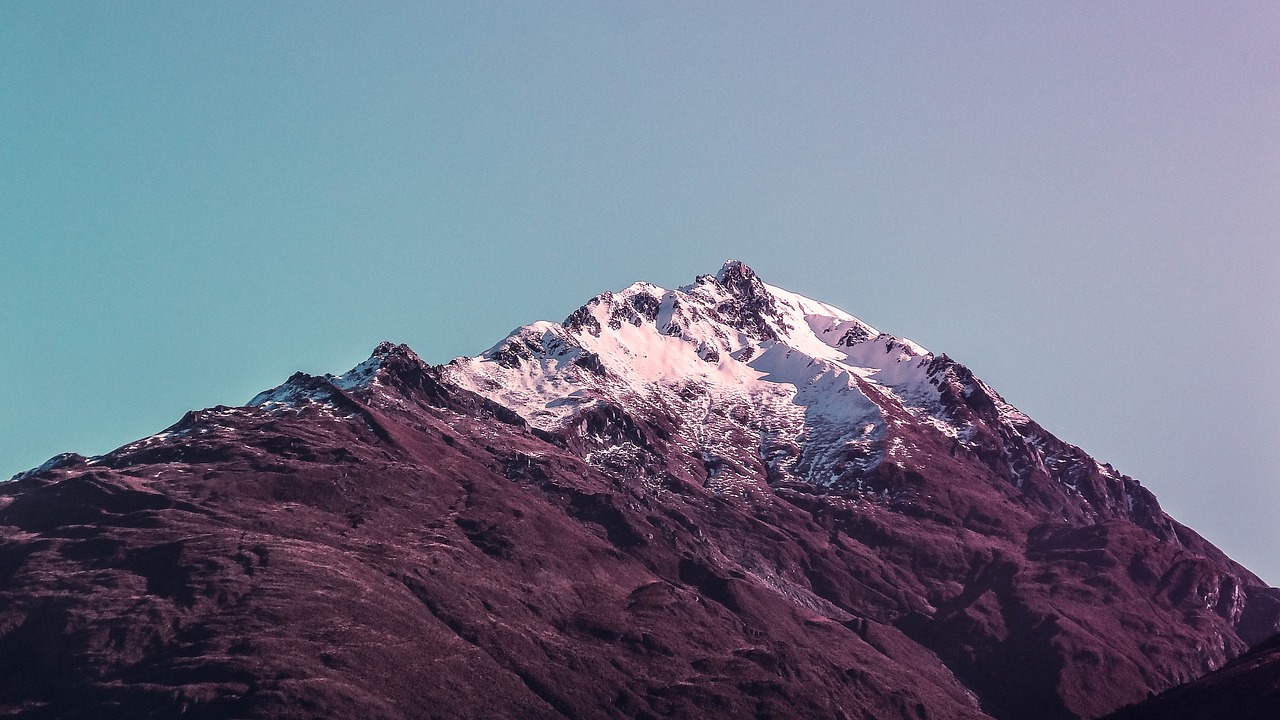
3,261,1277,720
1104,634,1280,720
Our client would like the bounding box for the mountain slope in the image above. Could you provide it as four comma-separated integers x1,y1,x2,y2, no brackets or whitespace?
3,261,1276,719
1105,634,1280,720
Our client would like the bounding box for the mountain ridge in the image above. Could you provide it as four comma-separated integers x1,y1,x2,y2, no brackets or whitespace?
3,260,1276,719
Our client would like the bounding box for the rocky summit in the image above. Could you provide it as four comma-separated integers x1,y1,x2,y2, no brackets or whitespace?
3,261,1277,719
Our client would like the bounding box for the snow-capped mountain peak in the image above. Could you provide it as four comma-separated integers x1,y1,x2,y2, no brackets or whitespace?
9,260,1271,720
436,261,1166,531
440,264,931,487
248,341,426,412
240,261,1164,533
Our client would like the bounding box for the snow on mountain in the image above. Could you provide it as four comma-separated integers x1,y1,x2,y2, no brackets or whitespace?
8,259,1277,720
246,342,419,420
442,261,909,494
234,260,1165,533
433,261,1149,525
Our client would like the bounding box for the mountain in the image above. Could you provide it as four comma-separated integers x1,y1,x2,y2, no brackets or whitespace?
3,260,1276,719
1104,633,1280,720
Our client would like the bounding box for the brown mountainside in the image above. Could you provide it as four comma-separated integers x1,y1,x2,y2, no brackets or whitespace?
3,263,1276,719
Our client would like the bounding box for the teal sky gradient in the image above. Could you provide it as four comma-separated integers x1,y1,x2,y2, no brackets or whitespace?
3,3,1278,580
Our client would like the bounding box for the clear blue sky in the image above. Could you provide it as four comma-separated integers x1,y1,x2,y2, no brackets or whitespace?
3,3,1277,581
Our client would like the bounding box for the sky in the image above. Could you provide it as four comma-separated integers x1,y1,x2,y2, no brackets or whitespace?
2,2,1277,581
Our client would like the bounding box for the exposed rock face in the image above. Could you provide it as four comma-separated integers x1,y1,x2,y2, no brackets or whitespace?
3,262,1277,719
